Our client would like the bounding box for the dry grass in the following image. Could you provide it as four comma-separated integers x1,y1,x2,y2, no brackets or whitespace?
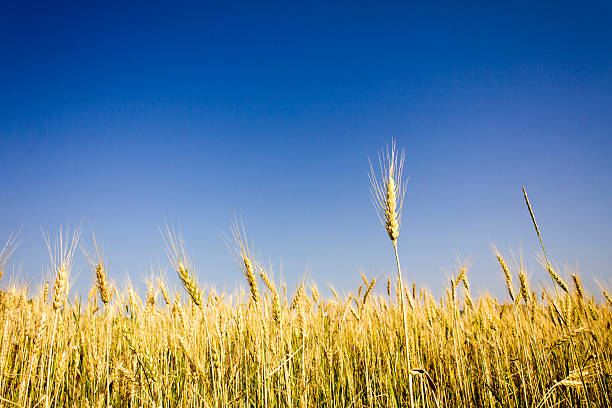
0,144,610,407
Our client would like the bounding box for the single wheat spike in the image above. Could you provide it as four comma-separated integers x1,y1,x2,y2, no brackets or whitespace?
572,274,584,302
261,269,280,325
45,225,81,314
227,219,261,306
461,273,471,294
95,263,110,305
587,302,598,321
386,278,391,296
405,287,414,309
458,269,474,311
128,285,137,313
271,290,281,325
349,305,360,321
456,267,467,290
52,263,67,310
177,260,203,308
311,285,319,304
260,269,273,292
545,264,569,293
518,269,530,303
492,246,515,302
523,187,549,262
362,278,376,307
369,140,407,244
162,225,204,309
42,281,49,304
602,289,612,308
291,283,304,310
144,283,156,316
242,257,259,305
385,171,400,241
330,286,340,303
158,278,170,305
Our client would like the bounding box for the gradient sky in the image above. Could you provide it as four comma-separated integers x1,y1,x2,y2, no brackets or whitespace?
1,1,611,300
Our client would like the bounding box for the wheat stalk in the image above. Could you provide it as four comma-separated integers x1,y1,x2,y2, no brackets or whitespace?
368,140,414,407
42,225,81,408
523,187,569,294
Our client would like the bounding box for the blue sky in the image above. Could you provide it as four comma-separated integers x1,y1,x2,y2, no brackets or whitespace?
1,1,611,299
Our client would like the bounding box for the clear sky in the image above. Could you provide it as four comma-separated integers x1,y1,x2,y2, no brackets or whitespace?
1,1,611,300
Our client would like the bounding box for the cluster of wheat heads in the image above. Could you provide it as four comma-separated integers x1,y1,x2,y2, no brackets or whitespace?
0,143,610,408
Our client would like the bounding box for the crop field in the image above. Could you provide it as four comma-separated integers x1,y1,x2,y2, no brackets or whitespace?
0,144,610,408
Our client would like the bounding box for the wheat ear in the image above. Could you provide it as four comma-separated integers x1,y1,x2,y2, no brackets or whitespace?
261,269,280,325
518,269,530,303
158,278,171,305
227,219,259,305
544,263,569,294
572,274,584,302
491,245,515,302
95,263,110,305
603,289,612,307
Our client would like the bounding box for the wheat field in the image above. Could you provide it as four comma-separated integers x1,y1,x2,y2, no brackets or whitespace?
0,143,610,407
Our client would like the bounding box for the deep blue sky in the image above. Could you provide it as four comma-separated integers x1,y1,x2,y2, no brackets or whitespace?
1,1,611,300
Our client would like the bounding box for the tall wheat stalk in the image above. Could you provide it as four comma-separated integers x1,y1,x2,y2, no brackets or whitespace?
82,230,112,406
42,225,81,408
369,140,414,407
522,187,569,293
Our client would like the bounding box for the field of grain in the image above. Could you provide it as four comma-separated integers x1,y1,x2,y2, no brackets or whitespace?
0,143,610,407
